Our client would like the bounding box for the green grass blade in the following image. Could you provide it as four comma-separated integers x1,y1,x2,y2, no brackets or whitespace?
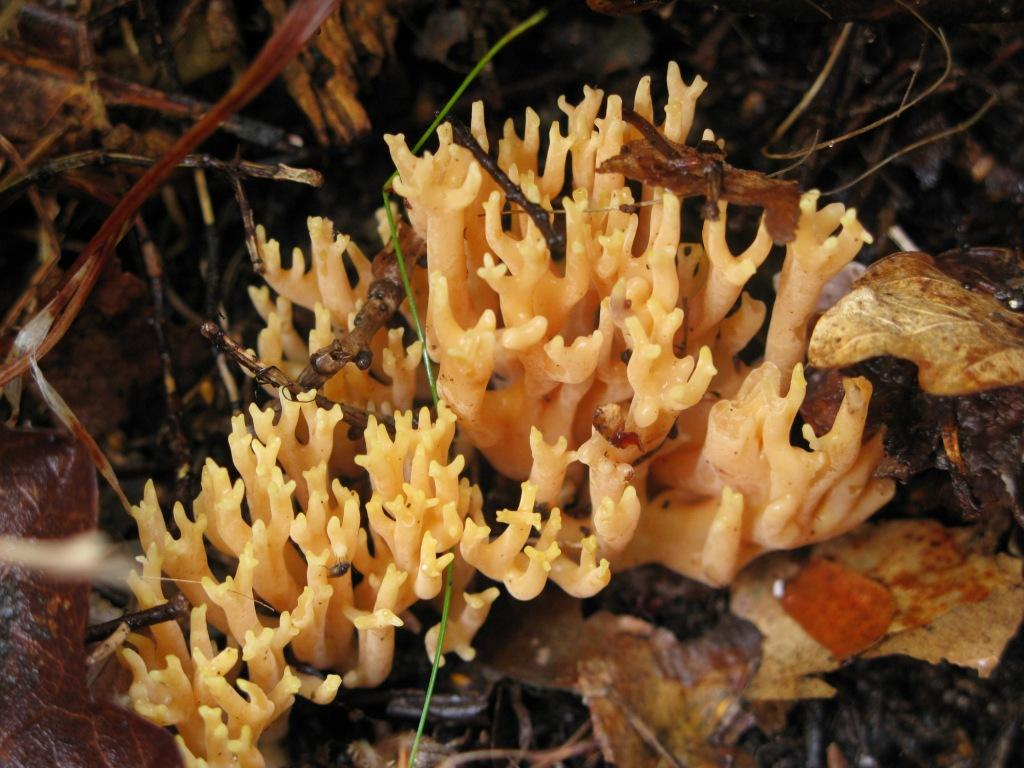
380,9,549,767
381,190,437,404
408,563,453,766
383,7,549,191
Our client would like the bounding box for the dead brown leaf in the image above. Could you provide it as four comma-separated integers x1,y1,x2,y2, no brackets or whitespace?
732,518,1023,700
0,427,181,767
478,590,761,766
0,59,101,147
38,258,205,442
261,0,394,145
808,251,1024,395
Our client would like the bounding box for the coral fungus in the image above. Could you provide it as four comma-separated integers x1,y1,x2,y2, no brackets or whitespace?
382,61,894,584
122,62,895,766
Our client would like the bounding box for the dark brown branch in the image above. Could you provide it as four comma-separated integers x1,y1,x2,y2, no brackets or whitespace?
601,108,801,243
0,150,323,203
200,321,391,436
228,165,263,273
296,222,426,389
620,107,683,160
85,593,190,644
136,218,193,499
447,115,565,255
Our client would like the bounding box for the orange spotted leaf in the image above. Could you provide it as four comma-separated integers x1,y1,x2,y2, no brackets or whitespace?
780,558,896,660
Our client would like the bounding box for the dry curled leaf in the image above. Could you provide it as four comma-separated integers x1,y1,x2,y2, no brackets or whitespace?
261,0,394,145
808,251,1024,395
0,428,180,767
732,519,1023,700
933,246,1024,312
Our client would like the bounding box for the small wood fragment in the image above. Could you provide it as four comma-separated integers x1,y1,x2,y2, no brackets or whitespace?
600,108,802,243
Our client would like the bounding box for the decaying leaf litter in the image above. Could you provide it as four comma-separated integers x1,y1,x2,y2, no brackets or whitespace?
1,1,1023,766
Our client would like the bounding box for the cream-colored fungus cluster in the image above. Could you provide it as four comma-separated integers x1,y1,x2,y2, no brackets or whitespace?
122,63,896,766
249,215,422,420
382,61,895,585
122,395,608,766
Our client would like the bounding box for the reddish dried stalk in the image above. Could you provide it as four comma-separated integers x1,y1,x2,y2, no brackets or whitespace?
0,0,340,389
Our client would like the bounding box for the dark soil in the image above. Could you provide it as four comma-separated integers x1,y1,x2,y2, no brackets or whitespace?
2,1,1022,766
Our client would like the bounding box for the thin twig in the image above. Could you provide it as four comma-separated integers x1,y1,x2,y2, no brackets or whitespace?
766,129,821,178
200,321,389,435
229,164,263,273
297,222,425,389
135,217,193,499
0,149,322,202
822,93,999,195
447,115,564,255
763,1,951,160
898,34,929,114
85,621,130,686
766,24,853,148
621,106,682,159
85,593,190,643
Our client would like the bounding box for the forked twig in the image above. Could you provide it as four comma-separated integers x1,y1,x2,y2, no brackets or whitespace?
228,167,263,273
